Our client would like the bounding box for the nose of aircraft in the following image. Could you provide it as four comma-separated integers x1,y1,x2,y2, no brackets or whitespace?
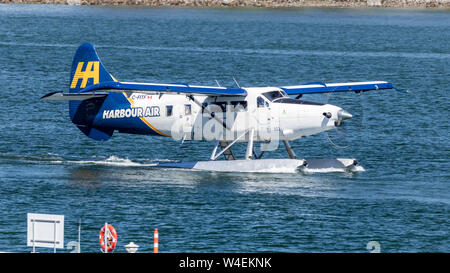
337,109,353,121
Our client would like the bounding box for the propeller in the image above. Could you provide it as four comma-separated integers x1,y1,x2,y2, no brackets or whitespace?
322,91,366,149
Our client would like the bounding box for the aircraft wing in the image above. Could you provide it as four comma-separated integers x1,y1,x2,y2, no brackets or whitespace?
280,81,394,95
41,82,247,101
79,81,247,96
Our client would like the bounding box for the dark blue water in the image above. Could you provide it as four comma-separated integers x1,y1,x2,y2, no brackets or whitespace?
0,4,448,252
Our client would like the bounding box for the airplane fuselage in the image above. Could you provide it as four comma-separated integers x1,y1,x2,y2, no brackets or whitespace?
86,86,349,143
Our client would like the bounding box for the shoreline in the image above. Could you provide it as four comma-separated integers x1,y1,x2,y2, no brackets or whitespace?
1,1,449,9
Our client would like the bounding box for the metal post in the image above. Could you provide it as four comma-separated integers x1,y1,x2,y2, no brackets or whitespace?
78,219,81,253
53,220,56,253
32,220,35,253
104,222,108,253
245,129,255,160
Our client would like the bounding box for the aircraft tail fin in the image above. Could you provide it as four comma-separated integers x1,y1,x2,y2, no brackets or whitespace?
69,42,117,93
68,43,116,141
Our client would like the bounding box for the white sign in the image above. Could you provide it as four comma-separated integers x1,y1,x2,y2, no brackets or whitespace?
27,213,64,252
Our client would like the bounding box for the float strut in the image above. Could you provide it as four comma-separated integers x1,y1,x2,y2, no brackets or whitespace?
219,141,235,160
283,140,297,159
210,141,220,160
245,129,255,160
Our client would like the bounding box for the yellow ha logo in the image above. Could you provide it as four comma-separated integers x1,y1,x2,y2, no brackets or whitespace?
70,61,99,89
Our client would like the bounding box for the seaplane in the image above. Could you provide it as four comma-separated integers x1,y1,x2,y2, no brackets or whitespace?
41,43,397,173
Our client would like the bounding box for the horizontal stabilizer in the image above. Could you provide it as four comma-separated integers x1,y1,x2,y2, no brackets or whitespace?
40,91,108,101
281,81,394,95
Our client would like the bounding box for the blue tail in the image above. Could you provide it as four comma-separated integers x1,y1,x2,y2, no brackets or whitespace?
69,43,116,141
68,43,116,93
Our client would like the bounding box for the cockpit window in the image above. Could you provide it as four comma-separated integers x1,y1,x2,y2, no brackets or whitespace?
262,91,287,101
257,96,269,108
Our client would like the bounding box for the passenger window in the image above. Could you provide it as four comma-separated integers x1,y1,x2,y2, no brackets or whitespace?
230,101,248,112
166,105,173,117
184,104,192,115
206,102,226,113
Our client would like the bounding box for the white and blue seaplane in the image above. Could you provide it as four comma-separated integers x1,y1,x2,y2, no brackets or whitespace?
42,43,397,173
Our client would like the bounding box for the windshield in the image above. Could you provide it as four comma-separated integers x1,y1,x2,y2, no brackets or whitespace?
262,91,287,101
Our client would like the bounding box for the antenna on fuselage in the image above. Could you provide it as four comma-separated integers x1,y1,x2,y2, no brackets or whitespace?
232,77,241,88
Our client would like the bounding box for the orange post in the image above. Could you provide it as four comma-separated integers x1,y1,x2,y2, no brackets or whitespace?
154,228,158,253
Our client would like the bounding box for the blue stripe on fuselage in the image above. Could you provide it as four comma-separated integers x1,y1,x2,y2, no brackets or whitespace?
91,92,162,136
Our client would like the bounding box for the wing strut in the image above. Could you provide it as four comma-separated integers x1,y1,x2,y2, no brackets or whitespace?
187,95,230,131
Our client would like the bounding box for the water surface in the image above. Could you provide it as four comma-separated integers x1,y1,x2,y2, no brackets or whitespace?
0,4,448,252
